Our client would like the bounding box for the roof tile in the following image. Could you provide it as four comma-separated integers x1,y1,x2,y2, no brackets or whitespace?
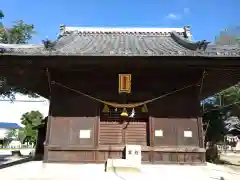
0,27,239,57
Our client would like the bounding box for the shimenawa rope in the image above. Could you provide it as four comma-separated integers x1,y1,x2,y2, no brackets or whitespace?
51,80,198,108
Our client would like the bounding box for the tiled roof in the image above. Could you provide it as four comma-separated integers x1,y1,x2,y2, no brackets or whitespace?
0,122,21,129
0,26,240,57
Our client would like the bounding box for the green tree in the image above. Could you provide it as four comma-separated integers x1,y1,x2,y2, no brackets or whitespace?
20,111,44,145
0,11,35,44
0,10,4,41
0,10,4,26
203,97,227,144
0,10,4,19
203,84,240,144
219,83,240,115
6,129,18,139
0,20,35,44
17,129,26,144
0,10,38,99
215,26,240,46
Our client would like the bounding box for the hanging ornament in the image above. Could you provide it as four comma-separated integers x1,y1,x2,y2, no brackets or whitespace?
129,108,135,118
102,104,109,113
141,104,148,113
120,108,128,117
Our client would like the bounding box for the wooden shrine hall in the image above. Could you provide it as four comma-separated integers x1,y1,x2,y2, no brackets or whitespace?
0,25,240,164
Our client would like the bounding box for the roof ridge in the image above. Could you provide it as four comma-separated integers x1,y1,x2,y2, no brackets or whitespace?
58,25,192,40
62,26,185,33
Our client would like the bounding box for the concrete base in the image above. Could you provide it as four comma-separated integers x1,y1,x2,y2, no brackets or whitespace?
105,159,141,172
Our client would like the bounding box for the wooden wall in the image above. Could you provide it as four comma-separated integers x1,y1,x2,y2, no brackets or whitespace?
43,67,205,164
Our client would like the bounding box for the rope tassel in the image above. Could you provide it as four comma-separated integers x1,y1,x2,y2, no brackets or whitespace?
102,104,109,113
141,104,148,113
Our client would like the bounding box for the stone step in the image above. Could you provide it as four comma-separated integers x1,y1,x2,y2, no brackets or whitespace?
105,159,141,172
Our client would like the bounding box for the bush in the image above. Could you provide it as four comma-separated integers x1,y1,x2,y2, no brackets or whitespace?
206,143,220,163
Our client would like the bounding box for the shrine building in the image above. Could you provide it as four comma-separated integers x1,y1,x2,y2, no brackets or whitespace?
0,25,240,164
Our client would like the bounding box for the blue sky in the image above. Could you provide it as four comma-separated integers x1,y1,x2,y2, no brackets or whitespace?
1,0,240,43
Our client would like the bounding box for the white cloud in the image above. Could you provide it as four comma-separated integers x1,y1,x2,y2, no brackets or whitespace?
166,13,180,20
165,8,190,21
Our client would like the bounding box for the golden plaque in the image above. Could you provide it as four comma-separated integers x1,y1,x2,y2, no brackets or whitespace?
118,74,131,94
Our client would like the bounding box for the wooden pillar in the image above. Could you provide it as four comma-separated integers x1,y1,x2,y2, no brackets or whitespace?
43,116,52,162
149,117,154,163
197,117,204,148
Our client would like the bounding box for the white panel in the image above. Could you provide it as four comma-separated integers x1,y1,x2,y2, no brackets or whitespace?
125,144,142,166
155,129,163,137
184,130,192,137
79,130,91,139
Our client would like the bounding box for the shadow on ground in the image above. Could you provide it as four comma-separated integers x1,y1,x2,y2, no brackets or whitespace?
0,157,41,170
0,155,11,164
217,160,240,167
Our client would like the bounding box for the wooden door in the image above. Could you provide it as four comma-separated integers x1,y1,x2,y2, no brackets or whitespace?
123,120,148,146
99,120,123,145
99,107,149,146
100,107,124,145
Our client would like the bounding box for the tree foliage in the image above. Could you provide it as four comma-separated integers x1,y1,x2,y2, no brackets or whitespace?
0,10,38,98
204,27,240,142
0,10,4,28
219,84,240,115
0,10,4,19
0,20,35,44
6,129,18,139
203,84,240,144
6,128,26,145
0,86,39,101
0,11,35,44
203,99,227,143
17,129,27,144
20,110,44,145
215,26,240,46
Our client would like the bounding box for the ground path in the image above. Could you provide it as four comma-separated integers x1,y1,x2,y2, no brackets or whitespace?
0,161,240,180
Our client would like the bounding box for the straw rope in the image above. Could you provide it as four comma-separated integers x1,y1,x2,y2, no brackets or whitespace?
52,81,198,108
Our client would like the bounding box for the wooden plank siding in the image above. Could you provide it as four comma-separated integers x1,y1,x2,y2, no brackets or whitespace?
44,73,205,164
45,115,205,164
99,120,149,146
99,121,123,145
124,120,148,146
151,118,200,147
